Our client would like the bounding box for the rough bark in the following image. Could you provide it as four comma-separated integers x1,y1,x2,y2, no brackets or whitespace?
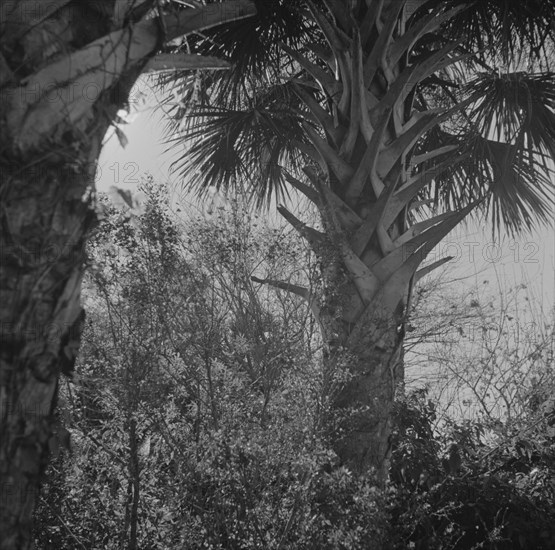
0,127,102,550
0,2,255,547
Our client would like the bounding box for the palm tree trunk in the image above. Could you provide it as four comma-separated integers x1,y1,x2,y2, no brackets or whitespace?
269,0,476,482
313,237,405,481
0,2,255,547
321,304,403,480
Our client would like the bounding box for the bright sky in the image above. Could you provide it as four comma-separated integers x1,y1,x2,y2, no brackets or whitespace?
96,80,555,310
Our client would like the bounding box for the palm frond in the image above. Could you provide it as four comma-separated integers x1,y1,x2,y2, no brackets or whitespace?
467,71,555,156
410,69,555,234
180,0,319,103
168,82,309,207
414,0,555,64
422,131,554,234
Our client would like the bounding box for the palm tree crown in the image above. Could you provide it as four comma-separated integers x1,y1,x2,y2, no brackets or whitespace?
167,0,555,233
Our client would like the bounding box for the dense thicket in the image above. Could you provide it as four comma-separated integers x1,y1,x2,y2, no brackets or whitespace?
35,184,555,549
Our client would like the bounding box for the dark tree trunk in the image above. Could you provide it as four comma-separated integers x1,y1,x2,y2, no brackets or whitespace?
0,142,101,550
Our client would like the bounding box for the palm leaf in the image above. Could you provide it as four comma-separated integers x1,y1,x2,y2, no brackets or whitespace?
424,132,554,234
408,69,555,233
413,0,555,63
467,71,555,156
182,0,320,103
168,81,309,207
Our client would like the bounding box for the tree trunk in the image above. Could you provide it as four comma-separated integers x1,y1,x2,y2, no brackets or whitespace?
127,417,140,550
268,0,476,481
0,2,255,547
0,127,102,550
322,308,403,480
314,243,405,482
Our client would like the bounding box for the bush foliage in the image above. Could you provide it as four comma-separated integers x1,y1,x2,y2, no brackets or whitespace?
34,183,555,549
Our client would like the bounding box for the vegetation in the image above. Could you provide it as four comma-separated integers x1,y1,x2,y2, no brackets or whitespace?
34,184,555,549
2,1,555,547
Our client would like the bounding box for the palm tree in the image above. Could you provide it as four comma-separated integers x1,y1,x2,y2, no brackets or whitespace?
168,0,555,482
0,2,256,548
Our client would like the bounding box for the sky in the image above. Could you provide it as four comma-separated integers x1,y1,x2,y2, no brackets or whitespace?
96,80,555,312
